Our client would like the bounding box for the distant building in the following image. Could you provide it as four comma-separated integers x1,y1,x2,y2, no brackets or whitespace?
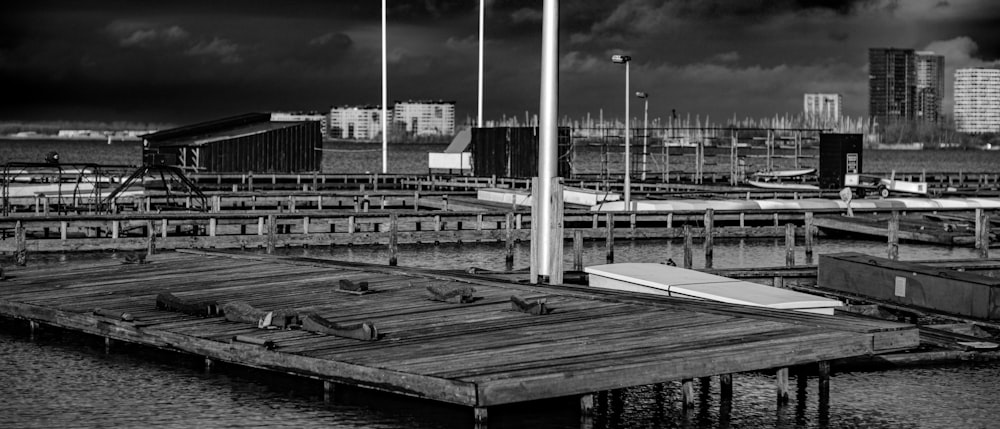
271,111,327,137
393,100,456,136
869,48,917,125
141,112,321,173
954,68,1000,133
915,52,945,123
328,105,388,140
803,93,842,121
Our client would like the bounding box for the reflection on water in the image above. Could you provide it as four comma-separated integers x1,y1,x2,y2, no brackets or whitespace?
2,238,997,428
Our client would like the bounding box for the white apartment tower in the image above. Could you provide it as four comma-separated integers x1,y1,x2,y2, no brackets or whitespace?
328,105,387,140
915,51,945,122
393,100,456,136
803,93,842,120
954,68,1000,133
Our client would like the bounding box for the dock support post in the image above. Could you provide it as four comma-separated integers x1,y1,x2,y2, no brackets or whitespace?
804,212,814,264
976,208,984,251
323,381,335,403
776,367,790,405
681,378,695,409
104,337,112,354
204,358,213,374
605,213,615,264
29,320,39,340
818,361,831,405
474,407,488,426
704,209,714,269
573,230,584,271
887,211,900,261
388,213,398,266
719,373,733,402
580,393,594,416
505,212,514,271
785,224,795,267
683,225,693,269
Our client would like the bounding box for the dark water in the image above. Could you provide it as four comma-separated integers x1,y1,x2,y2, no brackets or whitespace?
3,140,1000,427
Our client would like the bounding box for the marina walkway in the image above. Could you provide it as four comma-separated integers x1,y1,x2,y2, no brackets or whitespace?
0,250,918,420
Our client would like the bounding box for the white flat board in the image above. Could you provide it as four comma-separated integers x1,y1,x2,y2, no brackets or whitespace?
585,263,841,314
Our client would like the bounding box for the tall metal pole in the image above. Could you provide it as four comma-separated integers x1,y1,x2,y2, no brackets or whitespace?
478,0,485,127
624,62,631,209
642,96,648,181
535,0,559,278
381,0,388,173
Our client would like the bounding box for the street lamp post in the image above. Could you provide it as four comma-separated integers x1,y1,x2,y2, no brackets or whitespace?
636,91,649,181
611,55,631,210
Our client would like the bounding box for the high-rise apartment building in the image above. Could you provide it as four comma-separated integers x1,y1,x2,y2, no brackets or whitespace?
393,100,456,136
954,68,1000,133
869,48,916,125
915,51,945,123
803,93,842,120
328,105,388,140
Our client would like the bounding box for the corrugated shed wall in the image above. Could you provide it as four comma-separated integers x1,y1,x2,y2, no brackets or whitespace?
156,122,321,173
471,127,570,178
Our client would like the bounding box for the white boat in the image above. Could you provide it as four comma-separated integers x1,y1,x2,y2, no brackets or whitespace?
584,263,843,315
752,168,816,178
745,180,819,191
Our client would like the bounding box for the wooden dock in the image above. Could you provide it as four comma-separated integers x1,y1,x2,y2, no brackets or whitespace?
0,250,918,422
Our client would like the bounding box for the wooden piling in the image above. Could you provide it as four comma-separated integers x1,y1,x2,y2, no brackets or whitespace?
683,224,693,269
887,210,900,260
704,209,714,269
605,213,615,264
15,220,26,266
975,208,984,251
719,373,733,402
267,214,277,254
785,223,795,267
573,230,584,271
147,220,155,256
388,213,398,266
323,381,335,403
681,378,695,409
979,210,990,259
580,393,594,416
776,367,790,405
505,212,515,271
818,361,831,404
804,212,814,264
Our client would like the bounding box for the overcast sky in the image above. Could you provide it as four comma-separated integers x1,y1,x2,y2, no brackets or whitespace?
3,0,999,126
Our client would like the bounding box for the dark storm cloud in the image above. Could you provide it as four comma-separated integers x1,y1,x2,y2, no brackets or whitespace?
2,0,1000,124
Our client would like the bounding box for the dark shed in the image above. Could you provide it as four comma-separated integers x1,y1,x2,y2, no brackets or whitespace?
141,113,322,173
470,127,571,178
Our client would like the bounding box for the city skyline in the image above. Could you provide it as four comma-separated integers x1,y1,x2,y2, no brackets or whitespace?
3,0,1000,125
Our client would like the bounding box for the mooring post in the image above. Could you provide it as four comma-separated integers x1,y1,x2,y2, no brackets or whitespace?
104,337,112,354
388,213,398,266
804,212,814,264
204,357,213,374
505,212,514,271
704,209,714,269
605,212,615,264
887,210,900,260
29,320,39,340
785,223,795,267
580,393,594,416
776,367,790,405
474,407,488,426
975,208,984,252
573,230,584,271
683,224,693,269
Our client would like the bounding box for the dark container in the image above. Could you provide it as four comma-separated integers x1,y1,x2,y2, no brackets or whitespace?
818,133,863,189
818,252,1000,320
470,127,571,178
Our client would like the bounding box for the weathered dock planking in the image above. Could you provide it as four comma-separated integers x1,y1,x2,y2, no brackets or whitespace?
0,250,917,421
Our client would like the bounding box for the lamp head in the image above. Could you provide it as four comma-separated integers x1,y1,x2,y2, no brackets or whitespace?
635,91,648,98
611,54,631,64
